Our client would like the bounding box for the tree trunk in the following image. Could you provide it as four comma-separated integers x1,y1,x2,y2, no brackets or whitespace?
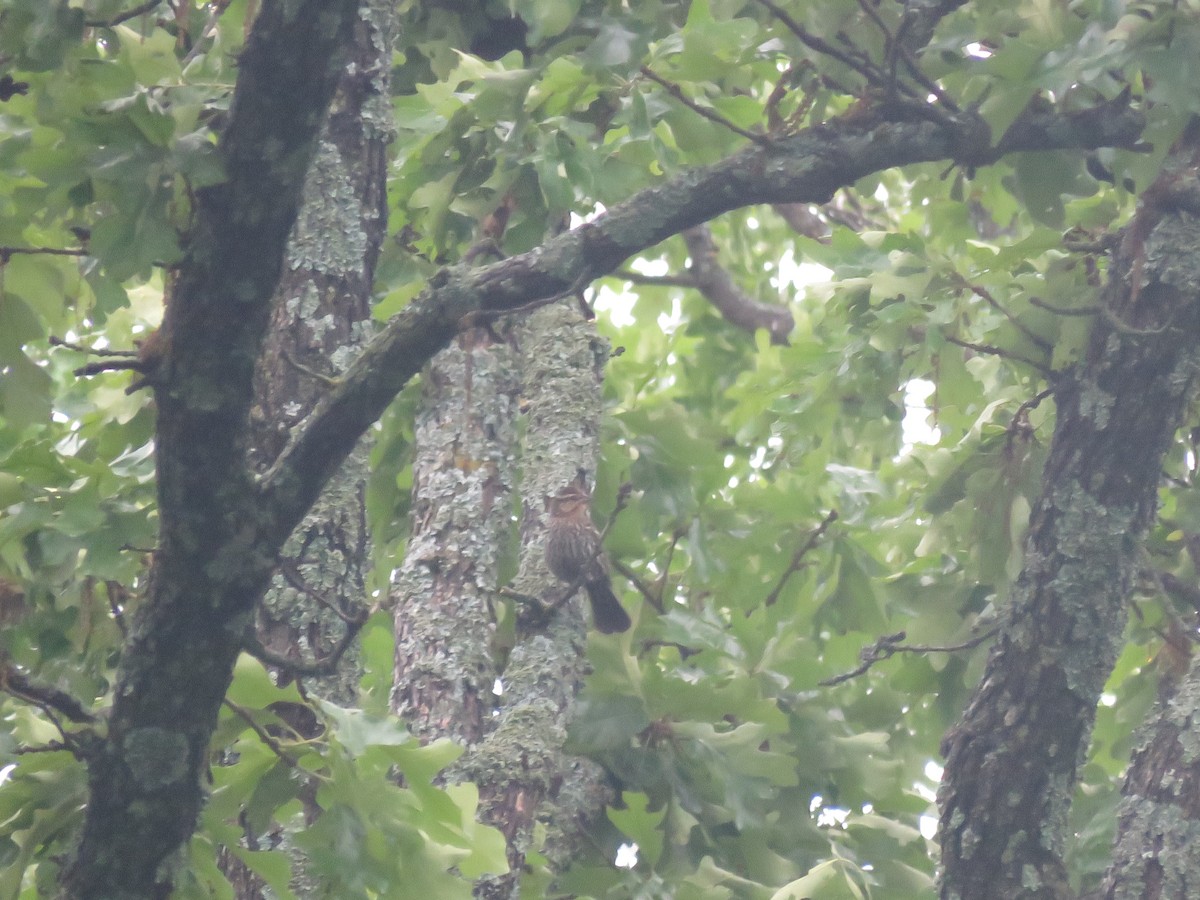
467,303,617,899
390,324,519,746
1100,656,1200,897
938,131,1200,899
60,3,361,896
218,4,394,896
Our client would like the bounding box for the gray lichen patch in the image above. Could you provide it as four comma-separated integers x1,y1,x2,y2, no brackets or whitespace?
124,727,191,789
288,140,368,275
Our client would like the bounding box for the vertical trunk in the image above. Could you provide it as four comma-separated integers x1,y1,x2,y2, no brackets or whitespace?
467,303,617,899
224,3,394,895
59,3,362,896
938,134,1200,898
1101,657,1200,897
249,1,394,705
390,325,519,746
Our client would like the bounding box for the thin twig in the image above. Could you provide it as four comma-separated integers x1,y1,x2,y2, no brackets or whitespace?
854,0,896,90
639,66,769,145
15,741,72,755
763,509,838,608
281,349,339,387
944,335,1054,379
755,0,887,88
1028,296,1101,316
613,559,662,613
49,335,137,358
457,273,592,331
276,559,362,625
2,664,98,724
84,0,163,28
765,62,800,132
222,699,301,768
819,626,999,686
891,35,960,113
1063,234,1119,254
1005,387,1053,454
0,246,87,262
956,276,1052,353
599,482,634,541
105,580,129,637
1141,565,1200,647
613,269,700,289
243,608,367,678
649,526,688,611
180,0,232,67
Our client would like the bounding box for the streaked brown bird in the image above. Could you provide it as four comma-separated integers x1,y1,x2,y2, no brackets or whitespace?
545,484,632,634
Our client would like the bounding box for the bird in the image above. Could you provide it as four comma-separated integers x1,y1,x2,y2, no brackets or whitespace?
544,483,632,633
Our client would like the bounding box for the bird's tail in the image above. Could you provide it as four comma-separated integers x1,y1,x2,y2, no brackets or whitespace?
586,581,632,633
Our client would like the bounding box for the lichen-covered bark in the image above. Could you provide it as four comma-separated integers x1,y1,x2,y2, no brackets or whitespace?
249,0,396,710
1101,658,1200,900
61,3,360,898
937,134,1200,899
213,5,393,897
465,303,616,900
258,98,1145,524
390,326,519,745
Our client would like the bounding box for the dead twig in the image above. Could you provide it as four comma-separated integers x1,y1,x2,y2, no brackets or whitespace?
2,664,98,724
820,626,999,686
953,276,1052,354
222,699,303,769
85,0,163,27
1028,296,1101,316
763,509,838,608
944,335,1055,379
639,66,770,145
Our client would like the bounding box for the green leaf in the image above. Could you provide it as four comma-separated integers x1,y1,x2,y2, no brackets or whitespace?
607,792,666,867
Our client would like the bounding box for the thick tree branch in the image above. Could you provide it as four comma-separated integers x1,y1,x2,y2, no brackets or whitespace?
1102,657,1200,896
938,129,1200,899
63,2,360,898
2,664,98,725
259,97,1143,534
682,224,795,344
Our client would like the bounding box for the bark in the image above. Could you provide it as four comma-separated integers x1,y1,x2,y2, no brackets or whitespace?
937,132,1200,899
1100,648,1200,897
61,3,360,897
390,325,519,746
257,96,1145,523
682,224,794,345
467,303,616,899
52,5,1154,895
218,3,394,896
248,0,395,709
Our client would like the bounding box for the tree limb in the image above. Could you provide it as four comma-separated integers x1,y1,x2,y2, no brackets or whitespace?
259,98,1145,536
63,2,361,897
938,127,1200,899
682,224,795,344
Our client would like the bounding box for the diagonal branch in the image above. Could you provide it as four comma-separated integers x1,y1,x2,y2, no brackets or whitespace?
938,127,1200,898
258,97,1144,538
682,224,795,345
64,2,362,898
2,664,99,726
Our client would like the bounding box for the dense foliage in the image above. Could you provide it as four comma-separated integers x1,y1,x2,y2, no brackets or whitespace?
2,0,1198,897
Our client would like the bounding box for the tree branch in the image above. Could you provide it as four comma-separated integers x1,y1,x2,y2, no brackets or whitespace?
819,626,997,686
2,664,99,725
682,225,795,344
938,128,1200,898
639,66,769,145
63,2,362,897
84,0,163,28
259,98,1144,536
